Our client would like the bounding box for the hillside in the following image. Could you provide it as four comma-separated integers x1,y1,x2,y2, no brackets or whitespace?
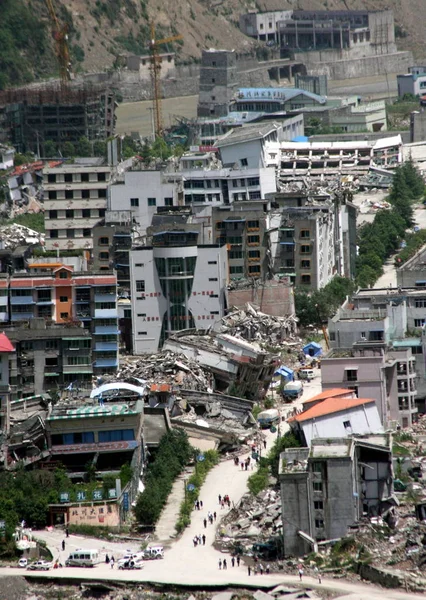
0,0,424,88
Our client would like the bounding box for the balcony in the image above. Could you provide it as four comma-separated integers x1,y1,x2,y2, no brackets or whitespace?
11,296,34,305
94,293,117,303
63,364,93,374
94,342,118,351
94,358,118,368
12,312,35,320
94,326,120,335
94,309,118,319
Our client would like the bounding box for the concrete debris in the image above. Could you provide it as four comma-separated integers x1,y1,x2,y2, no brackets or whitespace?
0,224,44,251
219,303,298,345
103,350,214,392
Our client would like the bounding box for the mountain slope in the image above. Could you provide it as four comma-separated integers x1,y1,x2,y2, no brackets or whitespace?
2,0,423,87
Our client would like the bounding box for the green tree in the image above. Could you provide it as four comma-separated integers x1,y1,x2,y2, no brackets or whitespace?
93,140,107,158
402,158,424,199
44,140,57,158
76,137,92,157
63,142,76,157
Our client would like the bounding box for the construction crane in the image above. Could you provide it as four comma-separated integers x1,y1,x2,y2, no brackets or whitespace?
45,0,71,87
149,22,183,138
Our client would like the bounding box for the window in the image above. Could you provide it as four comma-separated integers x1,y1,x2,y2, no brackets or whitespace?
82,209,91,218
247,177,260,186
300,229,310,239
300,245,311,254
98,172,106,182
82,189,90,199
230,266,244,274
329,331,336,341
210,311,219,315
66,229,75,238
60,296,69,303
313,482,323,492
130,198,139,207
248,250,260,259
60,312,69,319
47,174,56,183
248,265,261,274
314,501,323,510
81,173,89,182
83,229,91,237
312,462,322,473
415,319,425,327
147,198,156,207
301,274,311,284
50,230,58,238
228,236,243,245
49,210,58,219
45,340,58,350
315,519,324,529
99,237,109,246
240,158,248,167
59,271,69,279
99,209,106,218
49,191,57,200
247,235,260,244
99,189,107,198
343,420,352,429
412,346,423,354
348,385,359,397
38,289,52,301
124,309,132,318
65,190,73,199
164,197,173,207
249,191,261,200
99,252,109,260
209,277,218,281
66,209,74,219
64,174,73,183
138,331,147,335
67,356,90,365
247,220,259,229
300,260,310,269
346,369,358,382
95,302,115,310
208,261,217,265
229,250,243,259
415,299,426,308
136,280,145,292
98,429,134,442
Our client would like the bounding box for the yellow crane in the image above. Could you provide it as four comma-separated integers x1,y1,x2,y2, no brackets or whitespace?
45,0,71,87
149,23,183,138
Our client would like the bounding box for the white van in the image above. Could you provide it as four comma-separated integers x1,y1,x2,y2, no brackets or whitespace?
65,549,100,567
299,369,315,381
143,545,164,560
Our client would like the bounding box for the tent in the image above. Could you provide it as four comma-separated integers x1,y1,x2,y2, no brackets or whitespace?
303,341,322,357
275,365,294,381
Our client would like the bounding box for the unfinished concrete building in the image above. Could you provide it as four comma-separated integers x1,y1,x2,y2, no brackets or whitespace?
197,49,238,118
279,435,393,556
0,85,115,155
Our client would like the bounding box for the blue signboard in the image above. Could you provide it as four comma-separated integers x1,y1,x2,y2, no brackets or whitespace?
76,491,86,502
123,492,129,511
93,490,103,501
60,492,70,503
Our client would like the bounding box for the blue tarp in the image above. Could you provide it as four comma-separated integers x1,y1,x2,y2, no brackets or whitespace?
275,365,294,381
303,341,322,357
292,135,309,142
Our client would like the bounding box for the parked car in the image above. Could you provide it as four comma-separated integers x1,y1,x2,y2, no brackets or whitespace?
143,546,164,560
117,552,144,568
17,558,28,568
118,559,143,570
27,560,52,571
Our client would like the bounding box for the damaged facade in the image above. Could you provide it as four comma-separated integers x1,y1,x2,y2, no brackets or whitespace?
279,434,393,556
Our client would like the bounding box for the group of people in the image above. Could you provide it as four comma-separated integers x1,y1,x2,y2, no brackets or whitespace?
105,554,115,568
204,511,216,527
218,494,231,508
247,562,270,576
218,555,241,570
192,534,206,547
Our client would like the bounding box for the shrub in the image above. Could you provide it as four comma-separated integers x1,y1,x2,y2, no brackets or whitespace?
247,466,269,495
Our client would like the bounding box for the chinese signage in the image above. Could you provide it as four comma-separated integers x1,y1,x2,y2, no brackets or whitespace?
108,488,117,499
76,491,86,502
60,492,70,503
122,492,129,511
93,490,103,501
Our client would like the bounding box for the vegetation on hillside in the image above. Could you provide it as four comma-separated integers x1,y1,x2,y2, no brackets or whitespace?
295,276,355,328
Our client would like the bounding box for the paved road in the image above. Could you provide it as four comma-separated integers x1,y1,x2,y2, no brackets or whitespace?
3,374,422,598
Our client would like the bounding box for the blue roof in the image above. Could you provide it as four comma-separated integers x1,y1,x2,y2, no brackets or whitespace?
275,366,294,377
235,88,326,104
292,135,309,142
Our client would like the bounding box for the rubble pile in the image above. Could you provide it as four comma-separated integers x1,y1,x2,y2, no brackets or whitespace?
0,223,44,251
107,351,214,391
219,303,298,345
216,489,282,555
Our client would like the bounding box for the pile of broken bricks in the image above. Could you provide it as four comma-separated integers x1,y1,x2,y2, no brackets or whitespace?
219,303,299,346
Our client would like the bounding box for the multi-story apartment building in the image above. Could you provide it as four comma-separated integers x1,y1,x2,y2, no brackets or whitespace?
327,291,425,425
0,265,119,376
0,332,14,433
5,319,93,399
279,435,392,556
43,158,111,250
212,202,268,281
130,227,228,354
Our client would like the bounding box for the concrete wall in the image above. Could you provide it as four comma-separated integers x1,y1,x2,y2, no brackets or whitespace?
280,471,311,556
68,501,120,527
325,458,356,540
227,281,295,316
300,404,383,446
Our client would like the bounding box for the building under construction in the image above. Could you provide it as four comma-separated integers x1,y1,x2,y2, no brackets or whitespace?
0,83,116,155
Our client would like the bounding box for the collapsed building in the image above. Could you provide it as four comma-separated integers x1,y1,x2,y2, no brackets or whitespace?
279,434,393,556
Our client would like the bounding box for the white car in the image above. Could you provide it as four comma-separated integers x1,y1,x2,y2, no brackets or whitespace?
18,558,28,568
27,560,52,571
117,553,144,568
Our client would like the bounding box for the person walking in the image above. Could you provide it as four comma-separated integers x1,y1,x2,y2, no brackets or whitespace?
61,540,65,551
65,528,69,538
218,559,222,570
105,554,110,564
263,439,267,449
237,555,240,567
231,556,235,567
213,511,217,521
223,559,227,570
314,565,322,583
259,564,264,575
110,556,115,569
218,494,222,504
298,563,304,581
202,534,206,546
266,563,270,574
203,518,207,528
200,500,203,509
248,565,251,576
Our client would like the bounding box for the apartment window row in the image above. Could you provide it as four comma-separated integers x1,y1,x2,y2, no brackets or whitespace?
48,209,105,219
184,179,221,189
49,229,92,239
231,177,260,188
184,193,221,203
47,189,107,200
46,172,108,184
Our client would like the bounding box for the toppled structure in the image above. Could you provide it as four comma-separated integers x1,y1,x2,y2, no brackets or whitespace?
164,330,280,401
0,224,44,251
218,303,298,346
